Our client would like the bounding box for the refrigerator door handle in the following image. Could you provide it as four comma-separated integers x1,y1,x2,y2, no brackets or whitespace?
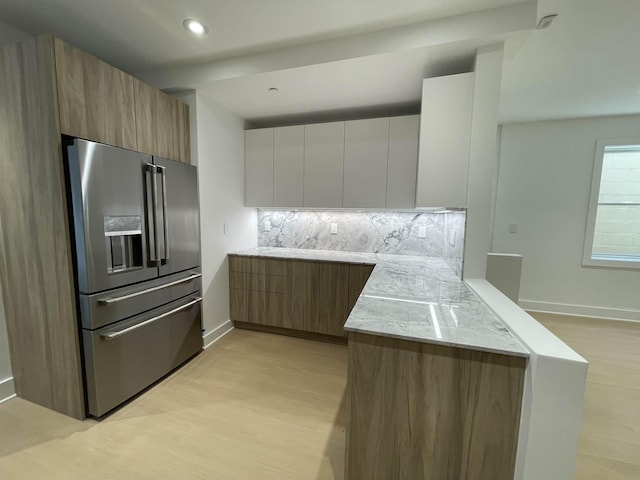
146,163,159,265
97,273,202,305
158,165,170,261
100,297,202,340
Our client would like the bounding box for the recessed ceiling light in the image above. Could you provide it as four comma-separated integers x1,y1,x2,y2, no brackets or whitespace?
183,19,208,36
268,87,279,93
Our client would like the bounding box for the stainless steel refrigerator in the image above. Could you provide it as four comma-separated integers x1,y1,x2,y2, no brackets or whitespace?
65,138,202,417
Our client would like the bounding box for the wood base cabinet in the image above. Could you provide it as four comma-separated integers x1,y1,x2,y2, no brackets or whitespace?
229,255,373,340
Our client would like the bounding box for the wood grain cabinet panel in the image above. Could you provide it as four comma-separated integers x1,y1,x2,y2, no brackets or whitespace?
229,288,248,322
0,35,85,419
348,264,374,313
134,79,190,163
290,261,320,333
229,256,374,340
54,37,137,150
318,262,350,337
248,291,293,328
346,332,526,480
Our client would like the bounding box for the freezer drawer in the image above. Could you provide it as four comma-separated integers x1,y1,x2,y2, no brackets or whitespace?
83,295,202,417
78,270,201,330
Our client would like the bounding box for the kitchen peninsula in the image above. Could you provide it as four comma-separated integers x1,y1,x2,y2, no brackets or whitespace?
229,247,529,479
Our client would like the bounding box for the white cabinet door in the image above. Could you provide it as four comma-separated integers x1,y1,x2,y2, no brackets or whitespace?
274,125,304,207
416,73,474,208
304,122,345,208
245,128,273,207
343,118,389,208
387,115,419,209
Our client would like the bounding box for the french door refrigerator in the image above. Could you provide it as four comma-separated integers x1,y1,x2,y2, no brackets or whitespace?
65,138,202,417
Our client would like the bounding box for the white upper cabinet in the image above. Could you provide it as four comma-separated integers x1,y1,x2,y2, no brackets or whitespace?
343,118,390,208
274,125,304,207
304,122,345,208
245,128,274,207
387,115,420,209
415,72,474,208
244,115,420,209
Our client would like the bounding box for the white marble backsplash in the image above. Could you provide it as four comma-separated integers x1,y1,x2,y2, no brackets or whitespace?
258,210,466,276
443,210,466,278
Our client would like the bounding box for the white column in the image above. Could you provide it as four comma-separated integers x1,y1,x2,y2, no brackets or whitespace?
463,44,505,279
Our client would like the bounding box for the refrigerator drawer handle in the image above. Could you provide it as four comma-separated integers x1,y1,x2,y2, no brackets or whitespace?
100,297,202,340
98,273,202,305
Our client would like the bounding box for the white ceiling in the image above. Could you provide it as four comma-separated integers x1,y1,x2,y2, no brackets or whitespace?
1,0,639,124
0,0,527,71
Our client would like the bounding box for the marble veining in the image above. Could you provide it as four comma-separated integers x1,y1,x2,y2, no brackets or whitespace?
443,210,466,277
230,247,528,357
258,210,444,255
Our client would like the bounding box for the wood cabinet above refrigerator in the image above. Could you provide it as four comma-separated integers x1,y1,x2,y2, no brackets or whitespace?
53,37,190,163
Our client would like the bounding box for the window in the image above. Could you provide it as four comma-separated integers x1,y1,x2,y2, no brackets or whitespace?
583,139,640,268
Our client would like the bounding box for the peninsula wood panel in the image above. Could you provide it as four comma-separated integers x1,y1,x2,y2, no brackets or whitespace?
318,263,350,337
134,79,190,164
0,35,85,419
346,332,526,480
54,37,137,151
347,264,374,313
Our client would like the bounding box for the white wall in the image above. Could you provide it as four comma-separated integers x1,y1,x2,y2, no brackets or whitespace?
493,115,640,320
0,21,31,402
175,92,258,345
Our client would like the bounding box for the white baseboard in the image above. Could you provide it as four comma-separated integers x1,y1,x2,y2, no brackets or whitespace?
520,299,640,323
0,377,16,405
202,320,234,349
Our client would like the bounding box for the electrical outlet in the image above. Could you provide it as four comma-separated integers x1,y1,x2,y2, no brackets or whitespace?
449,230,456,246
223,222,229,235
264,220,271,232
330,222,338,234
418,226,427,238
509,223,518,234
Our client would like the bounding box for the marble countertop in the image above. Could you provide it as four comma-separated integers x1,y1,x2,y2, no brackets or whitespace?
230,247,529,357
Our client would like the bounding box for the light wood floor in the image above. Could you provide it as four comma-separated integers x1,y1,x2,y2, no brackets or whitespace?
0,314,638,479
532,312,640,480
0,329,348,480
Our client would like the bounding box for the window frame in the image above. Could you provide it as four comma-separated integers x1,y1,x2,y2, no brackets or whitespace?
583,138,640,269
